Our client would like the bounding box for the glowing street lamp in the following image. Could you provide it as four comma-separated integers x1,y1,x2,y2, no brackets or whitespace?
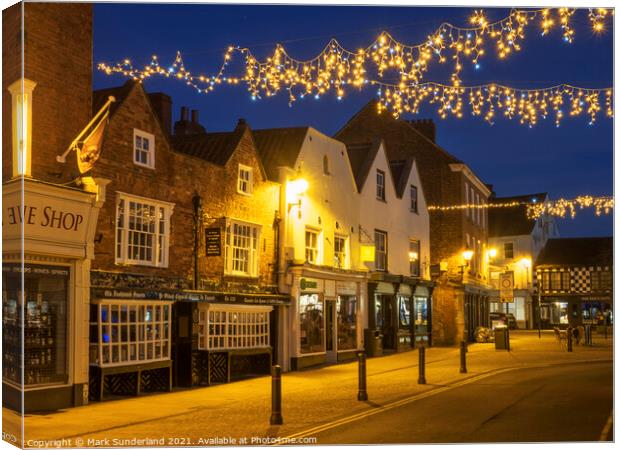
462,249,474,262
287,176,308,219
487,248,497,259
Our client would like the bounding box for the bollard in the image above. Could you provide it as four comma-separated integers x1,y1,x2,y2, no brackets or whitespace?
418,346,426,384
269,365,283,425
357,352,368,401
459,340,467,374
585,325,592,346
566,327,573,352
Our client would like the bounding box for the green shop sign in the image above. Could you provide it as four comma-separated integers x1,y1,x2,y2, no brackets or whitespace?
300,278,318,290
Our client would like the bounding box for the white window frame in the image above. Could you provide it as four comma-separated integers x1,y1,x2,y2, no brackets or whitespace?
237,164,253,195
409,239,421,276
375,230,388,272
334,234,349,269
410,185,418,213
376,169,386,201
197,304,272,351
115,192,174,267
305,227,322,264
133,129,155,169
92,300,172,368
225,219,261,277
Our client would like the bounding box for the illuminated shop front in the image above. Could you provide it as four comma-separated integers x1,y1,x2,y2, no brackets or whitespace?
2,178,105,411
288,270,367,370
367,277,433,353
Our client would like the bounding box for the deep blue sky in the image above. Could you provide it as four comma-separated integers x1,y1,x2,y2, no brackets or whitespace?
93,4,613,237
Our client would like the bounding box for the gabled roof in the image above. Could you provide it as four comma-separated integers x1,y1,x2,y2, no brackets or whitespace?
389,157,415,198
335,99,463,165
488,192,548,238
92,80,137,116
536,237,613,267
173,127,245,166
345,140,381,193
252,127,309,181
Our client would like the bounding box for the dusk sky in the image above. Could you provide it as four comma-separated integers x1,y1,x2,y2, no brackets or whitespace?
93,4,613,237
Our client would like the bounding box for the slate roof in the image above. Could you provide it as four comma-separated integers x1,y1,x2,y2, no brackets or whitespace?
252,127,309,181
488,192,548,238
345,140,381,193
173,127,245,166
536,237,613,267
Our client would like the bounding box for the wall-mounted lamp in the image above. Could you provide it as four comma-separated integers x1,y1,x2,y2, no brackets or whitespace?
462,249,474,262
487,248,497,259
287,176,308,219
8,78,37,178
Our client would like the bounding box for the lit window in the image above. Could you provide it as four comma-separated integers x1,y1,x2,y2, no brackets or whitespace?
90,301,171,367
409,240,421,277
375,230,388,271
197,304,271,350
334,235,348,269
225,220,260,277
410,185,418,213
376,170,386,200
237,164,253,195
115,193,173,267
504,242,514,259
305,229,320,264
464,182,469,218
133,129,155,168
300,294,324,353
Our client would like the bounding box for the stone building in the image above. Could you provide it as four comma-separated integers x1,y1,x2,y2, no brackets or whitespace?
86,80,285,395
345,139,433,353
3,3,106,411
535,237,613,328
336,101,492,344
488,192,559,328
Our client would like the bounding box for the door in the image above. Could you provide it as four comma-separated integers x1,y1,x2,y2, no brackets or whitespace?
172,302,193,387
325,300,337,363
381,296,395,350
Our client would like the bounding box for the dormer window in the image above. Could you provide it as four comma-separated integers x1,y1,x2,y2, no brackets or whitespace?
133,129,155,169
237,164,253,195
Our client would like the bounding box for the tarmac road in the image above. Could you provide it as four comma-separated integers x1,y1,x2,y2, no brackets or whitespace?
312,361,613,444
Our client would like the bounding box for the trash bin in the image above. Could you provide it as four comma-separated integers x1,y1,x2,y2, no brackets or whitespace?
364,329,383,357
494,327,510,351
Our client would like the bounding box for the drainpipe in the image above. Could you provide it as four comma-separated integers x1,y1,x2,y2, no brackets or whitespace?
273,210,281,287
192,193,202,290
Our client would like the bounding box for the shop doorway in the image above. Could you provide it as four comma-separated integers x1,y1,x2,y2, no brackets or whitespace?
379,296,395,350
325,300,337,363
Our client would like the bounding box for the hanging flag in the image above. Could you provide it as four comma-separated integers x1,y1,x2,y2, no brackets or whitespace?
57,96,115,173
76,110,109,173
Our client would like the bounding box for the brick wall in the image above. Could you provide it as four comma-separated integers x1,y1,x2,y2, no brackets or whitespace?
91,82,280,292
2,3,92,184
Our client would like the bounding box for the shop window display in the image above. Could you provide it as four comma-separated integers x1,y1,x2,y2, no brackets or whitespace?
300,294,324,353
197,305,271,350
90,301,171,367
2,264,69,386
398,295,411,330
337,295,356,350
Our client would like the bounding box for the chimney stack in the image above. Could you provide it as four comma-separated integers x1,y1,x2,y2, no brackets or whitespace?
409,118,436,143
147,92,173,136
174,106,206,136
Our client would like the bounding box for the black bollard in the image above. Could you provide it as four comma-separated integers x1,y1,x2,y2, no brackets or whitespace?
566,327,573,352
459,340,467,374
269,365,283,425
418,346,426,384
357,352,368,401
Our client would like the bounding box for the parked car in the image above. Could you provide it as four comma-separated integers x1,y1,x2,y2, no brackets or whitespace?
489,312,517,330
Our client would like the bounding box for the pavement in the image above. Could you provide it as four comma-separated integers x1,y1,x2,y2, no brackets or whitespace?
2,330,613,447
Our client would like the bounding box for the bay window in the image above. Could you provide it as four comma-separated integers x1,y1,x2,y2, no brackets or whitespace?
197,304,271,350
89,301,172,367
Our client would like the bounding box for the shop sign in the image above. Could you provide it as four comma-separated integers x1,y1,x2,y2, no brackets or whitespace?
205,228,222,256
300,277,320,291
92,287,289,305
337,281,357,296
3,263,69,278
499,271,514,303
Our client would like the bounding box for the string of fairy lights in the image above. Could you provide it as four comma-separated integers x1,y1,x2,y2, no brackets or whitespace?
427,195,614,220
98,7,613,124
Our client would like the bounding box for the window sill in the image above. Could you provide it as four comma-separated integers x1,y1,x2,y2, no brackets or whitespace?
133,161,156,170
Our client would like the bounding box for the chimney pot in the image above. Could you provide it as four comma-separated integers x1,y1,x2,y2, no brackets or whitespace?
238,118,246,126
191,109,199,124
181,106,189,121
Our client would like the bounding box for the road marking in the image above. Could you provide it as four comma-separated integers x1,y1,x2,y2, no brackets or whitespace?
277,359,612,443
599,410,613,441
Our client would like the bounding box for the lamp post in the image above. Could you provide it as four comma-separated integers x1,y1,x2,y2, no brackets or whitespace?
460,249,474,342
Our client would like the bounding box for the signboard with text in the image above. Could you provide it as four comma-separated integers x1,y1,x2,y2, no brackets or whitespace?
499,271,514,303
205,228,222,256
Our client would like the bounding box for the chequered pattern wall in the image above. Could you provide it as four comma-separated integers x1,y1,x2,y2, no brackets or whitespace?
534,266,612,295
